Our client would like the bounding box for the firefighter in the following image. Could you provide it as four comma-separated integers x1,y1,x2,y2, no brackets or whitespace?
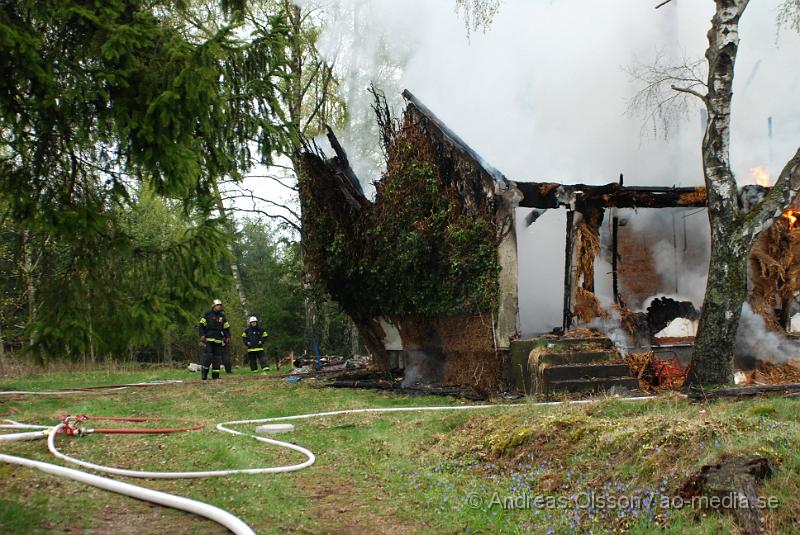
198,299,231,380
241,316,269,372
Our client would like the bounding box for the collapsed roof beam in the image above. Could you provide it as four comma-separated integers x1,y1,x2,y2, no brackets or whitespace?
514,182,707,210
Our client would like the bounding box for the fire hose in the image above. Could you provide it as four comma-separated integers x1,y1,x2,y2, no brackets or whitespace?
0,396,655,534
0,380,183,396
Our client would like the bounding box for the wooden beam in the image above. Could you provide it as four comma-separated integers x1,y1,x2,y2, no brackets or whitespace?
612,208,621,306
562,210,576,332
688,383,800,402
515,181,708,210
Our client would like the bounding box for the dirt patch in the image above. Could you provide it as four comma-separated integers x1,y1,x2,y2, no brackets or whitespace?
85,503,225,535
291,467,425,535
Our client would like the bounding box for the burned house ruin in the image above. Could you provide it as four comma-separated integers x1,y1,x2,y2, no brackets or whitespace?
299,90,800,392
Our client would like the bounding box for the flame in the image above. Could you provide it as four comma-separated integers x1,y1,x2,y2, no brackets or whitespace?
783,209,800,230
750,166,770,187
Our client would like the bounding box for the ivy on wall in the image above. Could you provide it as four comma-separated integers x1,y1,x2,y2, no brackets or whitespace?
300,118,500,322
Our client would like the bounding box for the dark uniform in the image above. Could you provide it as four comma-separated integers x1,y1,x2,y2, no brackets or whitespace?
199,309,231,379
242,324,269,372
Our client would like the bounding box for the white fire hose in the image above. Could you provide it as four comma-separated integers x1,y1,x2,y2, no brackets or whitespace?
0,380,183,396
0,451,255,535
0,395,655,534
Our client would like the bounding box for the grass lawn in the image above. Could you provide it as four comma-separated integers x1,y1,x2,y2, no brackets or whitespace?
1,365,798,534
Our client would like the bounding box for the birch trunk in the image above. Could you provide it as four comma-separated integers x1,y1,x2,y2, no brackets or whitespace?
284,2,320,353
689,0,800,384
211,179,250,319
21,229,37,348
689,0,750,384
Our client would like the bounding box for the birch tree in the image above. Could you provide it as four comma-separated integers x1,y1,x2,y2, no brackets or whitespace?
632,0,800,384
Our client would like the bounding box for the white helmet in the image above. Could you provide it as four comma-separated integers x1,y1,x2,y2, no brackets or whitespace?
212,299,222,306
248,316,258,323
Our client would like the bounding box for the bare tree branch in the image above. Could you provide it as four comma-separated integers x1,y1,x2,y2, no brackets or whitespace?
244,173,299,191
221,183,302,223
671,84,707,101
455,0,501,37
302,61,337,133
626,52,707,139
228,207,301,232
222,192,301,222
778,0,800,33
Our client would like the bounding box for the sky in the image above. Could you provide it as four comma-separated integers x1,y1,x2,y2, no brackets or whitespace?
242,0,800,333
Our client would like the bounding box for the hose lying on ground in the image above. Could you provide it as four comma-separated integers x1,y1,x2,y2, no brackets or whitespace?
1,394,656,533
0,380,183,396
0,452,255,535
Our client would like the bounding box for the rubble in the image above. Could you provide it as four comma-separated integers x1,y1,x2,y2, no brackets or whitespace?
646,297,700,335
288,355,370,376
560,327,606,339
654,317,698,338
752,359,800,384
327,372,488,400
624,351,688,391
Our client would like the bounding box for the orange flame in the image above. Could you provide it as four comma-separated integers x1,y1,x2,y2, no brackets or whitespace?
750,166,770,187
783,209,799,230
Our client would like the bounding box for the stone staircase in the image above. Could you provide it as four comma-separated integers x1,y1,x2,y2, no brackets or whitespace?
508,336,639,395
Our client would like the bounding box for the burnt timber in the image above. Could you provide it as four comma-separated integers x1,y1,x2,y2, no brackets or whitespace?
515,182,708,210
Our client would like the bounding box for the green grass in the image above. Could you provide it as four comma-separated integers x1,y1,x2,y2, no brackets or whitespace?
1,368,799,534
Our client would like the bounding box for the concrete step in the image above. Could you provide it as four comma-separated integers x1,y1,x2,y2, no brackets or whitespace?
548,377,640,393
542,362,632,382
511,337,613,354
507,335,621,395
535,351,619,368
552,337,614,351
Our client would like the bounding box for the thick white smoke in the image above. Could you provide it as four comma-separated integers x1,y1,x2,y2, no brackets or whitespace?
737,303,800,363
622,207,710,311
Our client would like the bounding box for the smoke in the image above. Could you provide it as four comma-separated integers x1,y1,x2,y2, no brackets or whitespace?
401,348,444,387
736,303,800,363
587,309,634,357
294,0,800,332
621,207,710,310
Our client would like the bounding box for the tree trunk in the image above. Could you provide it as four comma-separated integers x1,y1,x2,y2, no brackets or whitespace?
283,3,322,354
689,230,748,384
211,179,250,319
0,322,5,374
163,331,172,363
303,291,319,355
21,229,37,348
350,319,360,357
689,0,750,384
